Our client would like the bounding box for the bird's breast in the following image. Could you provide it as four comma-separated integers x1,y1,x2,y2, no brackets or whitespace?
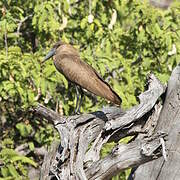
53,54,81,82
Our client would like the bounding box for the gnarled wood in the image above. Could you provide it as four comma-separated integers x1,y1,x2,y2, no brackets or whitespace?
132,64,180,180
34,65,180,179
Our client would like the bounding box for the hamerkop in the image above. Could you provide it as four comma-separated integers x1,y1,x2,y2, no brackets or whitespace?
43,41,122,113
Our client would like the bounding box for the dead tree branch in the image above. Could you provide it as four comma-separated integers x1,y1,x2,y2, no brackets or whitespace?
16,14,33,36
132,63,180,180
33,67,176,180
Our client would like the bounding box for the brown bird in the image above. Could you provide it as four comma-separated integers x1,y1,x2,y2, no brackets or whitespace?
43,41,121,113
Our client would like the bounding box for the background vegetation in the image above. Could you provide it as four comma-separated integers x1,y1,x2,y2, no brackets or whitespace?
0,0,180,179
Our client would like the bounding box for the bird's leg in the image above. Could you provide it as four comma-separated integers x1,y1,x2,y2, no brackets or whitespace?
77,87,84,114
75,85,80,114
74,86,84,114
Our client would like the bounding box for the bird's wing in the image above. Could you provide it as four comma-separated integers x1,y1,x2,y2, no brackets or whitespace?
55,54,121,105
79,59,122,105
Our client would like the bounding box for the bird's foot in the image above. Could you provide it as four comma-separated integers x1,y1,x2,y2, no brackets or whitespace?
74,109,81,115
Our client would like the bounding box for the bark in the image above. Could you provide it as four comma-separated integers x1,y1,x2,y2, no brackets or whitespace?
34,64,180,180
131,64,180,180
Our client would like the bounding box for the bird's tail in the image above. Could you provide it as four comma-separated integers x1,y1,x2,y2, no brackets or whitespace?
105,87,122,105
93,72,122,106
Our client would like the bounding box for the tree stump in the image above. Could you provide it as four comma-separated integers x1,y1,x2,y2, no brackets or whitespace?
132,64,180,180
35,64,180,180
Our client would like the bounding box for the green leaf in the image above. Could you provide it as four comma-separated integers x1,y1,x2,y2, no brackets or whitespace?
28,142,35,151
80,18,87,29
40,78,47,95
0,148,17,157
98,63,106,76
8,164,20,178
16,123,33,137
165,35,172,50
1,167,9,177
11,156,37,167
61,76,68,89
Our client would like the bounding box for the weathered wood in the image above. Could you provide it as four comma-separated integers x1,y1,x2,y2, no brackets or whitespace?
40,141,59,180
34,70,170,180
132,64,180,180
105,73,165,131
85,134,165,180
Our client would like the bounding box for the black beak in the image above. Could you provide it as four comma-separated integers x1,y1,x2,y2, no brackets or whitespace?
42,48,56,63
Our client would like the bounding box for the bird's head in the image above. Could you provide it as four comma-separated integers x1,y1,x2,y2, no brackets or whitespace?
42,41,63,63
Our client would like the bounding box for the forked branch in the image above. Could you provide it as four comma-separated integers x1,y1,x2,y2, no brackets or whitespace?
34,70,173,180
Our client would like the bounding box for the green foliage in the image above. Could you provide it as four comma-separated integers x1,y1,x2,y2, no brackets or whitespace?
0,0,180,179
0,145,36,179
16,123,33,137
